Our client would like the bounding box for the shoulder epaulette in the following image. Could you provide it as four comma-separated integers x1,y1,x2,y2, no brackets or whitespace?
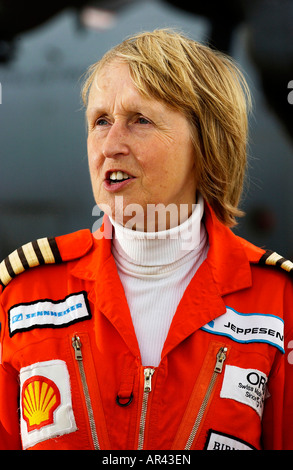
0,229,93,288
258,250,293,276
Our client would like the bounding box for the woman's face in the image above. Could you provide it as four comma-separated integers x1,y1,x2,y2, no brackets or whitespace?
87,60,198,230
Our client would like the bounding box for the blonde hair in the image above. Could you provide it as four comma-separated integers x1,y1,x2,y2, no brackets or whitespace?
81,28,251,226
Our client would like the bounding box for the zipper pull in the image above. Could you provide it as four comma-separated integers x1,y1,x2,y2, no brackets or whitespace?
72,335,83,360
214,347,227,373
144,368,155,392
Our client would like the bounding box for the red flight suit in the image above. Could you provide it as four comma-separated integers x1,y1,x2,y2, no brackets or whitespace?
0,202,293,450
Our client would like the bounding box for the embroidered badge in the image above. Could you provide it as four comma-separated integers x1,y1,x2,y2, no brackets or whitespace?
220,365,269,418
22,376,61,432
9,291,91,336
201,306,284,353
20,360,77,449
204,429,256,450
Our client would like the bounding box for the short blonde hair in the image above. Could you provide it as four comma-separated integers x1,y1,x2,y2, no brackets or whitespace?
81,28,251,226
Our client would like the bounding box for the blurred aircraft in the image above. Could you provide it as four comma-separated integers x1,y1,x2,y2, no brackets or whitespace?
1,0,291,139
0,0,135,62
162,0,293,142
0,0,292,261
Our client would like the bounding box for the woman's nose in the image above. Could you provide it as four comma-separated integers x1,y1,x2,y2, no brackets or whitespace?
102,122,130,158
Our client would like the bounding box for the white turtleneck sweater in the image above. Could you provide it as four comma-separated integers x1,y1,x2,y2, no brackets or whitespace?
110,195,209,367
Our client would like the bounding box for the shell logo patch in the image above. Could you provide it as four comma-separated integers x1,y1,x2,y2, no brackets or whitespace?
22,376,61,432
20,360,77,449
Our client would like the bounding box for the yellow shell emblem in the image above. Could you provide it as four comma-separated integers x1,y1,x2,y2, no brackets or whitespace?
22,375,61,432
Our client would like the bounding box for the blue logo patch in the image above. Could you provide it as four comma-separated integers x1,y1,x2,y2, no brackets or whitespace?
201,307,284,353
8,292,91,336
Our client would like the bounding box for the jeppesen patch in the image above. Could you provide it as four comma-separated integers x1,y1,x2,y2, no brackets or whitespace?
8,291,91,336
201,306,284,353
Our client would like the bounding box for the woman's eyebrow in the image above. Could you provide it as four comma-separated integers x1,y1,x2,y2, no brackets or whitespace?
86,106,104,119
86,95,165,120
86,106,155,121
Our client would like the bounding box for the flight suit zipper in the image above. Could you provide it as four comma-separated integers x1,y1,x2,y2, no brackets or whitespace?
185,346,227,449
172,345,228,450
72,334,100,450
137,367,155,450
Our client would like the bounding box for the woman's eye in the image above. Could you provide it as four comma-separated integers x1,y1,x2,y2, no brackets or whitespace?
95,118,109,126
137,117,151,125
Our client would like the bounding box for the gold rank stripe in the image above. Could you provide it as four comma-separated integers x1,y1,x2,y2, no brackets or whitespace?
0,237,62,287
259,250,293,275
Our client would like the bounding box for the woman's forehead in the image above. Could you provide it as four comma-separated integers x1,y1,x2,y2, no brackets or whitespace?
86,57,188,122
87,62,163,114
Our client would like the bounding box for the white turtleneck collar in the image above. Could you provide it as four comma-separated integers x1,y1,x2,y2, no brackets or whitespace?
110,194,206,268
109,195,209,366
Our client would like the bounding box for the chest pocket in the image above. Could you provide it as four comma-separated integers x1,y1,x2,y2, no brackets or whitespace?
171,337,274,450
19,358,77,449
17,332,110,450
171,341,230,450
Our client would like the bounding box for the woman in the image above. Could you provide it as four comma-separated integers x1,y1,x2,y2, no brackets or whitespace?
0,29,293,450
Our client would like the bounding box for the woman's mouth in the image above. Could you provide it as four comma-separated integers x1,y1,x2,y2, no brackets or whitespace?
104,170,135,191
109,171,133,184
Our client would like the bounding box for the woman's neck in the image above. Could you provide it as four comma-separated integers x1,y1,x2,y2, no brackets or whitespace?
110,195,206,268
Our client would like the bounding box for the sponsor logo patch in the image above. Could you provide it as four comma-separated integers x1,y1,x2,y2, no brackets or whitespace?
220,365,269,418
22,375,61,432
204,430,256,450
9,291,91,336
201,306,284,352
20,360,77,449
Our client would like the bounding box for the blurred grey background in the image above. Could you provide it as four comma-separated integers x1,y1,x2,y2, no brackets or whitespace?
0,0,292,259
